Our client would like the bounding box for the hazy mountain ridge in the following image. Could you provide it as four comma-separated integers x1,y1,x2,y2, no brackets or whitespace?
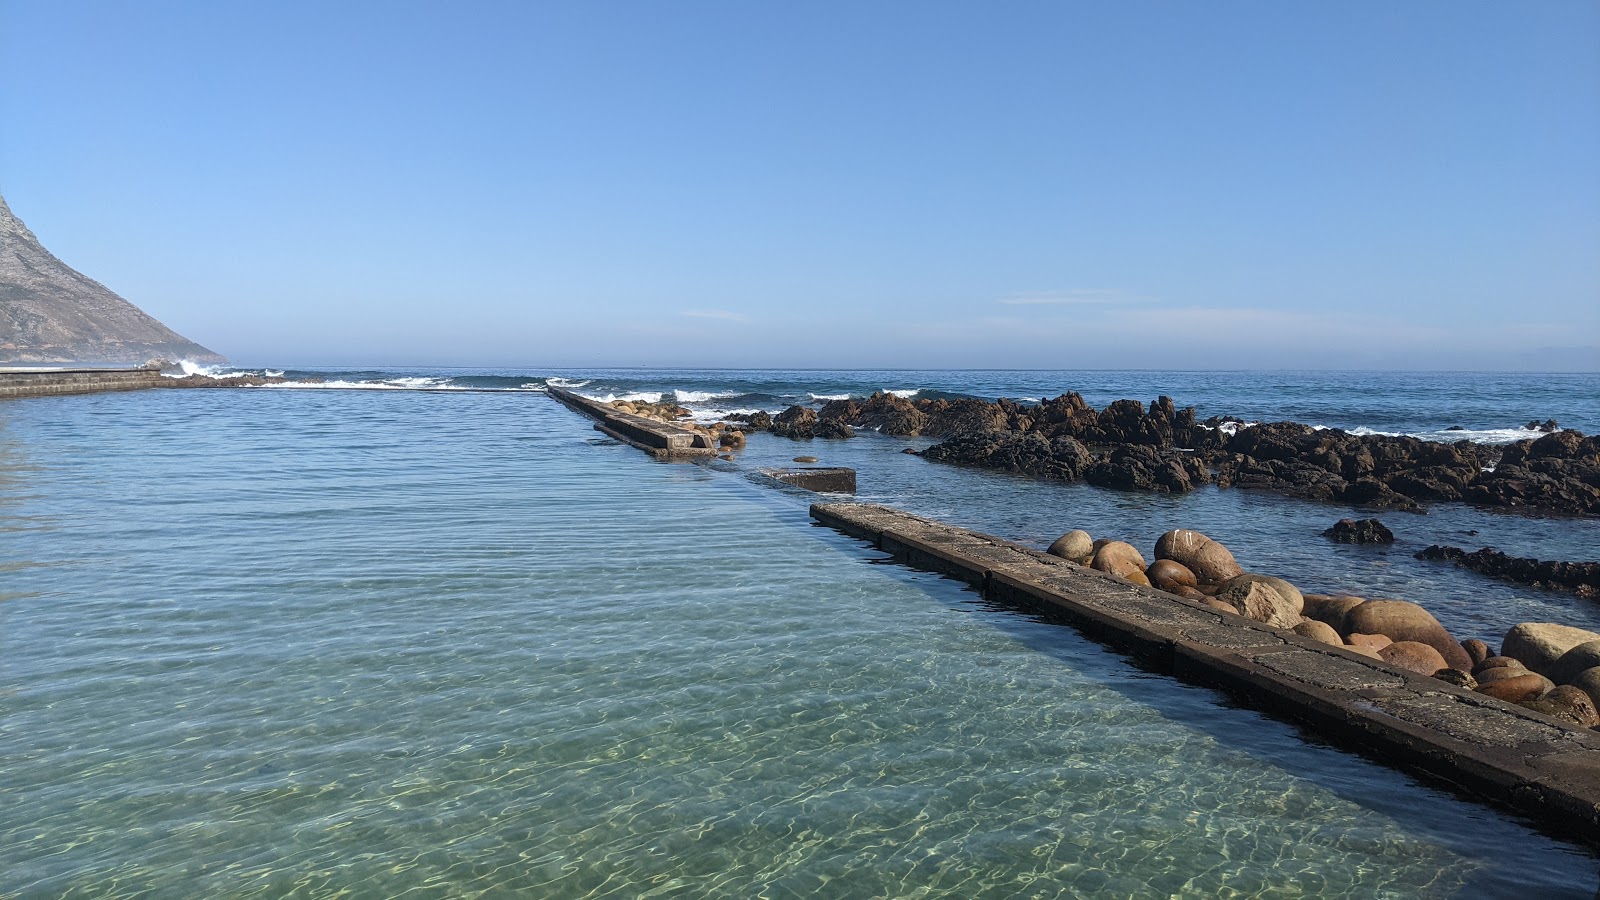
0,194,223,364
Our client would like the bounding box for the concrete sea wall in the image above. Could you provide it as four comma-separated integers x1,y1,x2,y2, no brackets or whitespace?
811,501,1600,843
546,386,717,459
0,366,163,399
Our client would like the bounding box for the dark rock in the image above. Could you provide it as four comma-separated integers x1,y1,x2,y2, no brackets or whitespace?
1323,518,1395,544
815,420,854,440
770,406,818,440
1417,545,1600,599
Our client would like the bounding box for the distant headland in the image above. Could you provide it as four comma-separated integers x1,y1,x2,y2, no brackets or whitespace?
0,194,224,365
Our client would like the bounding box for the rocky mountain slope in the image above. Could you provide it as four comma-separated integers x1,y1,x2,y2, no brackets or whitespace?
0,194,223,364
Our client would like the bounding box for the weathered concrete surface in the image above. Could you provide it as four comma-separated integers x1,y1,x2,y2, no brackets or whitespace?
811,501,1600,843
762,467,856,493
0,365,163,398
547,386,716,460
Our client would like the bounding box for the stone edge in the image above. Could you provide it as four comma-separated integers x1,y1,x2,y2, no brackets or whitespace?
547,386,717,459
810,500,1600,845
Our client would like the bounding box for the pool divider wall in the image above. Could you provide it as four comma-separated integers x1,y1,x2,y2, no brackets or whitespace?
0,366,163,399
811,500,1600,843
547,386,717,460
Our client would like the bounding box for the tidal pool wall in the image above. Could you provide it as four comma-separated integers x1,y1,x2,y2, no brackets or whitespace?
0,366,162,399
811,501,1600,844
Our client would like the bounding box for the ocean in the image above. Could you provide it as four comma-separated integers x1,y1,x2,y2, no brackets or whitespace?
4,367,1599,896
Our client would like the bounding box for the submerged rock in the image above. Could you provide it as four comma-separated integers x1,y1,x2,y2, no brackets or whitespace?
1323,518,1395,544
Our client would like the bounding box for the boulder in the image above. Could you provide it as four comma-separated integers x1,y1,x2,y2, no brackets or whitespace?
1173,586,1209,602
1475,664,1536,686
1344,600,1472,671
1475,672,1553,703
1343,644,1382,660
1090,541,1150,585
1146,559,1198,594
718,430,746,448
1500,623,1600,676
1322,518,1396,544
1215,574,1303,629
770,406,819,440
1152,529,1244,585
1548,640,1600,686
1347,633,1392,651
1473,656,1523,675
1461,639,1492,666
1432,668,1476,690
1519,685,1600,729
1568,667,1600,711
1379,641,1450,676
1046,530,1095,564
1202,598,1238,614
1293,619,1342,646
1301,594,1366,633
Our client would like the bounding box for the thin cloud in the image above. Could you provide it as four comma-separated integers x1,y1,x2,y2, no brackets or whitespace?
997,289,1148,306
680,309,750,323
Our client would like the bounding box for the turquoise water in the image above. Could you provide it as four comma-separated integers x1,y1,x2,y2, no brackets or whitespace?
3,389,1598,897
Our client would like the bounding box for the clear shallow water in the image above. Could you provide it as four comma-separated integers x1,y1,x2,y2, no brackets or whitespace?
3,388,1600,897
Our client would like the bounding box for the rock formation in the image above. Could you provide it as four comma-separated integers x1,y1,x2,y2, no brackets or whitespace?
0,194,223,364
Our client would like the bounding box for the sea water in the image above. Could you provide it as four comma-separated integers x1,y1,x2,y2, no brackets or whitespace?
3,378,1599,896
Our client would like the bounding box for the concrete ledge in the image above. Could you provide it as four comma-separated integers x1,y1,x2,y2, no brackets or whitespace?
0,366,163,399
810,501,1600,843
547,387,717,459
761,467,856,493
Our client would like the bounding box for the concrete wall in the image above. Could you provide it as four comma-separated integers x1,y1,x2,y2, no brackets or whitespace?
811,501,1600,843
546,386,717,459
0,366,163,399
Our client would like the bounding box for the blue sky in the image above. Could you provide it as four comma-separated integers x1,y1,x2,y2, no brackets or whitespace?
2,1,1596,370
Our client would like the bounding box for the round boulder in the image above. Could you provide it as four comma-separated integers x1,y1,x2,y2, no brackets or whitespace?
1153,529,1244,586
1046,530,1095,564
1500,623,1600,677
1147,559,1199,594
1476,665,1536,686
1301,594,1366,634
1432,668,1476,690
1293,619,1343,647
1473,656,1523,676
1548,640,1600,686
1475,672,1553,703
1090,541,1150,586
1344,600,1472,672
1520,685,1600,729
1203,598,1238,614
1214,574,1304,630
1461,639,1492,667
1379,641,1449,676
1347,633,1392,651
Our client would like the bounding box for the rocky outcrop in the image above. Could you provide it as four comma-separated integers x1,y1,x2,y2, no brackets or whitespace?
0,194,224,364
1323,518,1395,544
1417,545,1600,599
757,388,1598,517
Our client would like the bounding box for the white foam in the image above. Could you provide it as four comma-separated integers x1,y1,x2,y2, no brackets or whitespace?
689,407,763,423
582,391,665,404
886,389,920,399
546,377,591,388
808,393,851,402
672,389,740,403
264,379,463,391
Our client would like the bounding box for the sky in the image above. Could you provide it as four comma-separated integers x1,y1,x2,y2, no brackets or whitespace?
1,1,1597,370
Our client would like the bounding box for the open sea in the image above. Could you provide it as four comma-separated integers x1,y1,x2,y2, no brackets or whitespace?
4,367,1600,897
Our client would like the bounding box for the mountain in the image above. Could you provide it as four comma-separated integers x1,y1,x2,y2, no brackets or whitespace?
0,194,224,364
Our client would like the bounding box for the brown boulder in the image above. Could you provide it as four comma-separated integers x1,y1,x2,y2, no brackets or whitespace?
1379,641,1450,676
1203,598,1238,614
1147,559,1198,594
1476,664,1535,686
1153,529,1244,585
1214,574,1303,629
1473,656,1523,675
1519,685,1600,729
1461,639,1492,666
1343,644,1382,660
1173,586,1209,602
1301,594,1365,634
1344,600,1472,671
1548,640,1600,686
1046,530,1095,564
1432,668,1477,690
1500,623,1600,676
1293,619,1343,647
1475,672,1553,703
1347,633,1392,651
1090,541,1150,585
1569,667,1600,712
